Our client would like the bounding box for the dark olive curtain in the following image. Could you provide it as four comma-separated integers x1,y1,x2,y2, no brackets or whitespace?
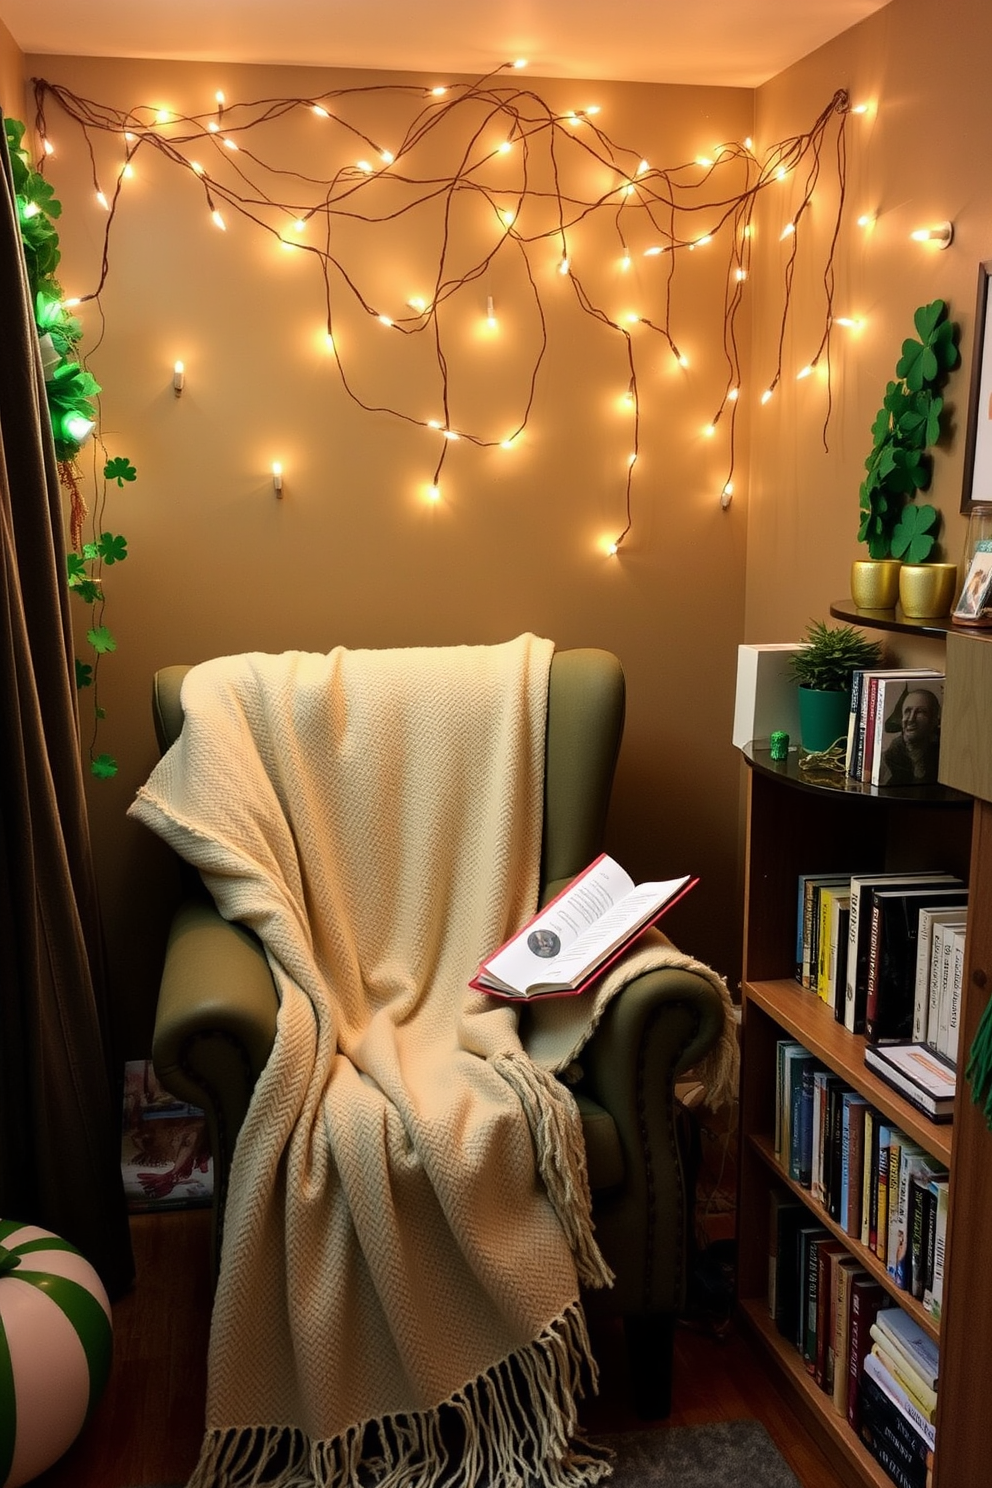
0,113,133,1298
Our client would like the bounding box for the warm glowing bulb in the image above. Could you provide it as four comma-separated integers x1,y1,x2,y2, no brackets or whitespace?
294,218,307,232
215,91,225,106
780,222,795,239
378,314,393,327
42,138,54,156
173,360,185,394
627,452,637,467
486,295,497,328
696,156,714,168
63,297,81,308
744,137,753,150
761,388,774,405
223,137,239,152
380,149,394,164
835,316,864,329
857,212,875,228
637,159,649,175
735,268,747,281
694,234,712,247
851,101,870,114
558,256,570,275
721,483,734,509
677,353,689,368
607,541,619,557
500,437,516,449
727,388,739,402
431,86,447,97
512,58,528,68
911,222,954,248
95,190,108,209
208,121,219,132
357,159,373,173
190,160,204,174
121,163,135,179
272,461,283,494
212,209,226,230
324,333,335,351
586,106,601,116
443,429,460,441
620,253,631,271
622,183,636,197
625,312,640,325
427,484,441,501
776,165,788,181
644,245,664,257
156,108,170,123
312,104,330,118
64,414,96,442
703,424,716,438
428,419,443,430
723,482,734,496
408,296,427,313
797,364,813,379
498,141,512,155
499,209,515,228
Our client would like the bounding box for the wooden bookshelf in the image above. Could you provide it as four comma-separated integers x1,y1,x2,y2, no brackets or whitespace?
736,716,977,1487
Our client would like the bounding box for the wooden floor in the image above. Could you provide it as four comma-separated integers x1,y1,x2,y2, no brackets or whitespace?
33,1207,849,1488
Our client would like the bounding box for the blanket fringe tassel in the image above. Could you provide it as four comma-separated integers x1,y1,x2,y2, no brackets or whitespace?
185,1302,612,1488
492,1052,613,1291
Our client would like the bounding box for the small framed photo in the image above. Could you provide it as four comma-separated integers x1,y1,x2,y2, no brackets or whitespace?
960,261,992,513
953,549,992,623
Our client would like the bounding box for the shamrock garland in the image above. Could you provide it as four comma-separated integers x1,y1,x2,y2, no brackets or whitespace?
857,299,960,563
5,116,135,778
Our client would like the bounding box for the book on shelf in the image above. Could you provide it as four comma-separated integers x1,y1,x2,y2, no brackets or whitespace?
847,1276,887,1434
862,1106,877,1250
874,1123,896,1264
797,1224,830,1353
817,884,851,1007
805,1233,843,1373
798,873,851,990
864,882,967,1045
870,674,945,788
944,925,968,1065
871,1339,938,1422
930,920,968,1062
768,1187,805,1336
888,1141,927,1290
914,899,969,1043
811,1070,845,1206
840,1090,869,1237
846,669,920,783
775,1039,806,1160
826,1252,863,1399
922,1176,949,1322
783,1047,818,1185
909,1172,934,1303
470,853,697,1000
863,1347,937,1451
864,1042,956,1123
845,871,959,1035
873,1307,939,1393
858,1368,935,1488
831,1259,867,1416
812,1239,846,1385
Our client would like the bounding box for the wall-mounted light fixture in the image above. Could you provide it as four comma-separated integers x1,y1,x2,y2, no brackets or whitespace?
272,461,284,496
173,360,185,396
911,221,954,249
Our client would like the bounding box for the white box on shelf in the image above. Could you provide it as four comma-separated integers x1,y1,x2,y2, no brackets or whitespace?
733,643,803,750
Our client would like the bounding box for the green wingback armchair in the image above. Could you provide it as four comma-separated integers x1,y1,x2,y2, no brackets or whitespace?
149,647,726,1417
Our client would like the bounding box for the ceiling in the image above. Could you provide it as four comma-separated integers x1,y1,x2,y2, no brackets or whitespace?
4,0,890,89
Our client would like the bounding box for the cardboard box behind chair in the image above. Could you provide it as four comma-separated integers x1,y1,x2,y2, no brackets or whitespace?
733,644,803,750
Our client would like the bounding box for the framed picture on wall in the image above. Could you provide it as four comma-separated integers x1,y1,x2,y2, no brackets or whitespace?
961,260,992,512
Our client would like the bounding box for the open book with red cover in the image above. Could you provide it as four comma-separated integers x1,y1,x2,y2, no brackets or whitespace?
470,853,698,1000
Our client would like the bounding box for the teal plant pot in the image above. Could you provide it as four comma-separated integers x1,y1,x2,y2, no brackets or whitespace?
797,686,850,753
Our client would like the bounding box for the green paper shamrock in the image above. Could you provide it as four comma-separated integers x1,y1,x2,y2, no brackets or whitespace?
104,457,137,487
890,502,939,564
90,754,118,779
87,625,117,655
97,532,128,565
75,659,93,689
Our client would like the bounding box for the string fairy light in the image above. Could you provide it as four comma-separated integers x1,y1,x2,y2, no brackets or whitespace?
32,69,853,550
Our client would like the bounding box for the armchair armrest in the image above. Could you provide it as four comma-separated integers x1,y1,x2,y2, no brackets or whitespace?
576,964,727,1316
152,897,279,1273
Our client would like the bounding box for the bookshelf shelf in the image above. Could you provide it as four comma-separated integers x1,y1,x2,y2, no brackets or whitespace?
739,1299,894,1488
737,749,973,1488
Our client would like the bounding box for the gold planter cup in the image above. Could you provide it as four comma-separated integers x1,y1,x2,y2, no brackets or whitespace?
898,562,958,619
850,558,902,609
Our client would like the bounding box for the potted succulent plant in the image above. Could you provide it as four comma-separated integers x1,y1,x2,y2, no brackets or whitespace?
853,299,960,614
790,619,883,752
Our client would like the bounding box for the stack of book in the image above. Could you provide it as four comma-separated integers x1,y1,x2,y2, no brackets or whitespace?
774,1040,949,1320
844,667,945,788
859,1308,937,1488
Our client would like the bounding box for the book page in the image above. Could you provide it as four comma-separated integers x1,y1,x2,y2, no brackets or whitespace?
481,855,635,990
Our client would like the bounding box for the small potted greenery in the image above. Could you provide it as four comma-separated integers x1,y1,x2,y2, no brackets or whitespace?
853,299,960,613
790,619,883,752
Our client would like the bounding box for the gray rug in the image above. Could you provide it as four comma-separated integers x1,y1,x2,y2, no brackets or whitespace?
589,1421,802,1486
133,1419,802,1488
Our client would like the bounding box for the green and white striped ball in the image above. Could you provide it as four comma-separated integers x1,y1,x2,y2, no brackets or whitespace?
0,1220,112,1488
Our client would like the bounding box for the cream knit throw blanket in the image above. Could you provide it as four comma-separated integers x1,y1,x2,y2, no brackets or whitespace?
129,635,737,1488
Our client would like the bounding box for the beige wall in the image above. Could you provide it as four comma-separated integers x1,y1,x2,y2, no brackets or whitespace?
0,14,22,116
748,0,992,651
23,55,756,1053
